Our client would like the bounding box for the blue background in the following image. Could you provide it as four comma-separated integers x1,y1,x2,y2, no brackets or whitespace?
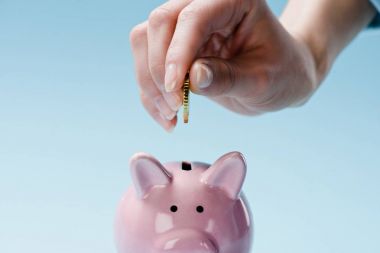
0,0,379,252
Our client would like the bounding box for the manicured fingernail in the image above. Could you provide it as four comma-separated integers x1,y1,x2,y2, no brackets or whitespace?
165,64,177,92
164,92,182,111
155,96,176,120
158,113,175,132
165,112,176,120
195,63,213,89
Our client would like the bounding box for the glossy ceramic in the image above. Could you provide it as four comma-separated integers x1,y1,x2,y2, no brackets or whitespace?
115,151,253,253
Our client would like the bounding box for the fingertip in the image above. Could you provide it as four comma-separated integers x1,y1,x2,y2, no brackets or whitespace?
141,93,176,132
154,96,177,120
160,114,177,133
166,123,175,133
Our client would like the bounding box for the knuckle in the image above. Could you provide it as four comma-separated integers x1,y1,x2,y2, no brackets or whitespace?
149,62,164,75
224,61,237,88
165,48,180,65
140,93,151,111
149,63,165,84
177,8,197,24
140,92,156,108
149,7,173,28
137,76,160,96
141,97,153,114
217,61,236,96
130,23,146,45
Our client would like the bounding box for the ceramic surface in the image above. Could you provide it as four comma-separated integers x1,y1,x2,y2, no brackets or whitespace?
115,152,253,253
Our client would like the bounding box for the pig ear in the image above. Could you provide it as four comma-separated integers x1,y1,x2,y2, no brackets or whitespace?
130,153,171,199
201,152,247,200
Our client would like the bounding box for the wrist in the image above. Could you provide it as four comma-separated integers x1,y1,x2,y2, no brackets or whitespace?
289,28,331,87
279,13,331,87
279,0,378,87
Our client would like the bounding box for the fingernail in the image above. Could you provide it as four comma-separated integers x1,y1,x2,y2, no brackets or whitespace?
165,111,176,120
195,63,213,89
158,113,175,133
164,92,182,111
155,96,176,120
165,64,177,92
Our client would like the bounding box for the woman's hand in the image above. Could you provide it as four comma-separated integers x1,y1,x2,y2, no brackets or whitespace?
130,0,376,131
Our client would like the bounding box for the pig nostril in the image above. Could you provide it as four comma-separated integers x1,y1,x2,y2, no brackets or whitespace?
196,205,204,213
170,205,178,213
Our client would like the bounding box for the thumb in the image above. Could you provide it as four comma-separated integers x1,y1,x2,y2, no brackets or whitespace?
190,58,242,97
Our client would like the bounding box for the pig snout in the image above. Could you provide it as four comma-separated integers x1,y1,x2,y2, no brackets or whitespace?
154,229,218,253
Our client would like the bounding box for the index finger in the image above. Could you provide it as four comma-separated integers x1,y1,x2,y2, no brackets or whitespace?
164,0,251,92
147,0,192,88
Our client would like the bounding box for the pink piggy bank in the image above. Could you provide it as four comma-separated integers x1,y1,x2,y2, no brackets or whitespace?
115,151,253,253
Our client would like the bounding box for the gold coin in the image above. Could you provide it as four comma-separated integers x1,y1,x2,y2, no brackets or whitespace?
183,73,190,123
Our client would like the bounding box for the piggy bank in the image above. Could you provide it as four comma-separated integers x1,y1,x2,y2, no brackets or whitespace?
115,151,253,253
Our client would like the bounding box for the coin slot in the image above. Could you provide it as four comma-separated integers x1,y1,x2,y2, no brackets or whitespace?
181,162,192,171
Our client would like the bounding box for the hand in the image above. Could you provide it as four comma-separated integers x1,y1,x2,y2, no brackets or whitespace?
130,0,375,131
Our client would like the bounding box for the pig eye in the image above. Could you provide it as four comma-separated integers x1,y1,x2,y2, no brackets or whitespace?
170,205,178,213
196,205,204,213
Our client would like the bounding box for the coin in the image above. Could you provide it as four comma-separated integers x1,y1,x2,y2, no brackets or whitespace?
183,73,190,123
